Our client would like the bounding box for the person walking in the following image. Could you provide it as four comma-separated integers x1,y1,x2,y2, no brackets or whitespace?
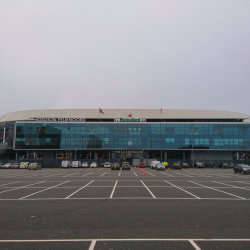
212,162,215,169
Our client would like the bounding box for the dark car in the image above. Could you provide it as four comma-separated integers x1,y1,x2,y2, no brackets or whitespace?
217,163,230,169
234,164,250,174
194,162,204,168
170,162,181,170
111,163,120,170
181,163,189,168
122,163,131,170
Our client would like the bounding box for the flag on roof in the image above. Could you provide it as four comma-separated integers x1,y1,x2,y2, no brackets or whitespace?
160,108,162,113
99,108,104,114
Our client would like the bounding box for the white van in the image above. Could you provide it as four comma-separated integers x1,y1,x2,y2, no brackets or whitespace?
61,161,71,168
150,161,161,169
20,162,30,169
71,161,81,168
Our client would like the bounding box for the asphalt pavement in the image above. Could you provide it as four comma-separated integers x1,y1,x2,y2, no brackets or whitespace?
0,167,250,250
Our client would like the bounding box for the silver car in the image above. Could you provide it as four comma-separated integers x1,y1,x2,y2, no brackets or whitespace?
2,163,11,169
90,162,97,168
82,162,89,168
155,163,166,171
104,162,111,168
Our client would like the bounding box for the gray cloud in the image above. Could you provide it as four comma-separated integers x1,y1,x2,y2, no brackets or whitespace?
0,0,250,117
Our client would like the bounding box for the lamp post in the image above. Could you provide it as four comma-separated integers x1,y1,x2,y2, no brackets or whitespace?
158,128,162,161
67,127,70,160
82,135,84,149
69,125,71,161
191,124,194,168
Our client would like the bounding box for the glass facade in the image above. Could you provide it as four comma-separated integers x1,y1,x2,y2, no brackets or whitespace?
15,122,250,150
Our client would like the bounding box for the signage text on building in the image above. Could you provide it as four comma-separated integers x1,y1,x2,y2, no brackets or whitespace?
115,118,146,122
33,118,85,122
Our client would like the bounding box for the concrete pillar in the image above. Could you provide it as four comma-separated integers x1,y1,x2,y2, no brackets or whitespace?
113,151,115,159
94,150,96,160
36,151,38,161
145,150,147,160
202,151,204,161
3,127,6,143
222,151,223,161
55,151,57,160
15,151,18,160
74,150,77,160
183,151,185,161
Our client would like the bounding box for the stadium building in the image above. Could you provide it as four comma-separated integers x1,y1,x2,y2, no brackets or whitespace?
0,109,250,165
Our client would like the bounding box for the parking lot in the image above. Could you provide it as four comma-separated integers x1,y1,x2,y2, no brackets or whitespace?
1,168,250,249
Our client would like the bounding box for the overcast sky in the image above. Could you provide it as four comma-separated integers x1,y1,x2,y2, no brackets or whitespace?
0,0,250,118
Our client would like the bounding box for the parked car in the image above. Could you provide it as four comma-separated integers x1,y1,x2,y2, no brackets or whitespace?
90,162,97,168
150,161,161,169
28,163,42,170
11,163,20,169
71,161,81,168
104,162,111,168
194,162,204,168
2,163,11,169
61,161,71,168
234,164,250,174
20,162,30,169
217,163,229,169
181,163,189,168
0,163,4,168
122,163,131,170
170,162,181,170
82,162,89,168
138,162,145,168
111,163,120,170
155,163,166,171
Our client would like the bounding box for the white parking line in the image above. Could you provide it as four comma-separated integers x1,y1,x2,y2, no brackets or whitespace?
141,180,156,198
65,181,94,199
118,172,121,176
189,240,201,250
19,181,70,199
160,172,174,177
0,181,20,187
213,181,250,191
164,181,200,199
100,172,107,177
63,172,81,177
89,240,97,250
146,172,156,177
0,181,45,194
110,180,118,198
174,172,193,177
189,181,246,199
82,172,94,177
132,171,138,176
1,238,250,242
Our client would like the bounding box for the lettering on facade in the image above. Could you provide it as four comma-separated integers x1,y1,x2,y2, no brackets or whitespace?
32,118,86,122
114,118,146,122
116,151,142,153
